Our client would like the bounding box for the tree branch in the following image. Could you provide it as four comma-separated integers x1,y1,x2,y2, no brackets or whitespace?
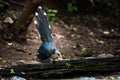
0,57,120,78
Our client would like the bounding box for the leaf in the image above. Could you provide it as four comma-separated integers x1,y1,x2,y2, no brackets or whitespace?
65,63,71,68
47,13,56,17
51,10,58,13
47,9,52,12
67,3,78,12
10,69,15,74
81,51,90,57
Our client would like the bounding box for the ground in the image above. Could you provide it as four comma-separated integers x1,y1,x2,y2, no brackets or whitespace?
0,2,120,68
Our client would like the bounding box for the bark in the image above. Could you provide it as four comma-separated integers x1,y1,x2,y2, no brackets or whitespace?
13,0,41,42
0,57,120,78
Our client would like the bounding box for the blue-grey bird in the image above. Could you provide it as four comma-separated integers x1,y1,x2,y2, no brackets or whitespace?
34,6,62,61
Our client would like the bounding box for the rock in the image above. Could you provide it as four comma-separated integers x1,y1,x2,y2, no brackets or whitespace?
73,27,77,31
97,53,114,58
64,24,69,30
4,65,7,67
4,17,14,24
72,45,76,49
54,22,59,26
98,40,105,44
81,48,86,51
2,60,6,63
89,32,94,35
71,34,75,37
7,42,13,46
103,31,110,34
55,34,64,39
111,29,114,32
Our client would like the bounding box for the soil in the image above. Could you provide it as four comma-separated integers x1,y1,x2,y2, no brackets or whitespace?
0,1,120,68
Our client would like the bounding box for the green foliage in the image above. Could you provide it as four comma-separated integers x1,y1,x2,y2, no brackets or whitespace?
10,69,15,74
47,9,58,24
67,3,78,13
7,10,20,20
81,50,90,57
65,63,71,68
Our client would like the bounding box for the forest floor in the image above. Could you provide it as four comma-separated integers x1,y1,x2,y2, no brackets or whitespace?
0,2,120,68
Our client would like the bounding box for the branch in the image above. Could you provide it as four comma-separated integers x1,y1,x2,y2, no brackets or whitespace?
0,57,120,78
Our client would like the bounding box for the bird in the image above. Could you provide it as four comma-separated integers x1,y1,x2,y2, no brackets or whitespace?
34,6,62,61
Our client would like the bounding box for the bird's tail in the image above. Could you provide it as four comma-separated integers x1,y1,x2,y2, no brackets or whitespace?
34,6,53,42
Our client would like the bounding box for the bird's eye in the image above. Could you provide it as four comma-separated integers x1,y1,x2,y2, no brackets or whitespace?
57,53,60,56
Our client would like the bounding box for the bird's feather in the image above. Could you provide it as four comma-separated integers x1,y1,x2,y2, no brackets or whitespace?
35,6,52,42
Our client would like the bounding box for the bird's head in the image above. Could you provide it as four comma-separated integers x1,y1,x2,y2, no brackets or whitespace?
38,42,62,61
51,49,62,60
